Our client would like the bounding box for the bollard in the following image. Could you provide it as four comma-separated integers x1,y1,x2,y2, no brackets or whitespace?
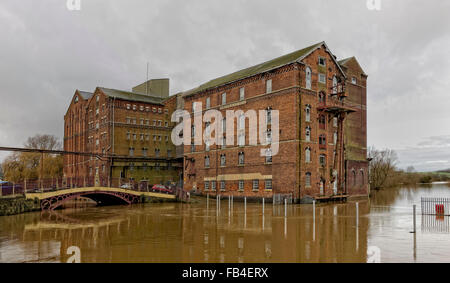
356,202,359,227
231,195,234,210
412,205,417,233
244,197,247,213
285,198,287,217
313,200,316,220
229,195,231,210
262,198,265,214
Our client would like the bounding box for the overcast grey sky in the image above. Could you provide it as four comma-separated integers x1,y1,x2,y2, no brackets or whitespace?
0,0,449,171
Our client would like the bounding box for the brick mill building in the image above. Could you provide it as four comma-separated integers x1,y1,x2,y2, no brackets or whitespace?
63,79,182,187
182,41,369,202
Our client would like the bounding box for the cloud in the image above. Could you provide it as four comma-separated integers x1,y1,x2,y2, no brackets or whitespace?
0,0,449,171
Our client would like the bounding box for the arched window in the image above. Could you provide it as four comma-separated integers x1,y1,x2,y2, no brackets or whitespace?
305,105,311,122
360,170,365,185
305,147,311,163
332,76,338,94
352,170,357,186
319,92,326,104
305,172,312,187
305,67,312,89
319,154,326,167
319,115,326,129
306,127,311,142
205,156,210,168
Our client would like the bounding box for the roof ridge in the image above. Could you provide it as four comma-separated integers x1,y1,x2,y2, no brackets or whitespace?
183,41,325,96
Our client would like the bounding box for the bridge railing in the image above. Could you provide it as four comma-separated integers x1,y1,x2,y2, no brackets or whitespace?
0,177,179,197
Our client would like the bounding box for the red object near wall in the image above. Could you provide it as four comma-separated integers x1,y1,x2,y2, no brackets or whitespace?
436,204,445,215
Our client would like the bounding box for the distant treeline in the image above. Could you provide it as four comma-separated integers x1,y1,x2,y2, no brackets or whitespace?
369,147,450,190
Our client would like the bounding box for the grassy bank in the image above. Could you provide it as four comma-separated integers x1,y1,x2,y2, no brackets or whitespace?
0,196,41,216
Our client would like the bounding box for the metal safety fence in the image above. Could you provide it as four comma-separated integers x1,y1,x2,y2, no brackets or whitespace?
421,197,450,216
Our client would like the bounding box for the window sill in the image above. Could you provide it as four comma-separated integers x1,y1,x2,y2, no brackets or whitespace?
220,189,226,192
238,189,244,192
264,162,272,165
238,164,244,167
252,189,259,192
265,189,273,192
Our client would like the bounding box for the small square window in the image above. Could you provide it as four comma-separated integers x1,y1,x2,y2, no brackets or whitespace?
318,73,326,84
318,57,326,66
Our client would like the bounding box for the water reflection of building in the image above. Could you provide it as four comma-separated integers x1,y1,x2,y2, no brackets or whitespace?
179,201,370,263
1,201,370,263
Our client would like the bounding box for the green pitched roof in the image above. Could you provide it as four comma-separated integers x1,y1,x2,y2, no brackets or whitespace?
184,41,325,97
98,87,165,105
78,90,93,100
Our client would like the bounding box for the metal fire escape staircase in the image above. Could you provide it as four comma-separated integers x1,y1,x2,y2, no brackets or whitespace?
317,82,356,196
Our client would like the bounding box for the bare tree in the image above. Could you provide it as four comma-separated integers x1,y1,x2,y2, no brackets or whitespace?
2,134,63,182
368,146,398,190
24,134,61,150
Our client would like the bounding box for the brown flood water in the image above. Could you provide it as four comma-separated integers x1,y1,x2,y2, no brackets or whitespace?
1,183,450,263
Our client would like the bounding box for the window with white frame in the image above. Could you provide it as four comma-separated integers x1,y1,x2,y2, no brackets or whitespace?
222,93,227,105
265,148,272,163
206,97,211,109
305,105,311,122
318,73,326,84
305,147,311,163
266,79,272,93
220,154,226,166
332,76,338,94
238,152,245,165
333,132,338,145
352,77,357,85
319,154,326,167
252,180,259,191
333,117,338,127
266,107,272,125
265,179,273,190
306,126,311,142
220,181,226,191
204,181,210,191
239,87,245,101
318,57,326,66
211,181,216,191
305,172,311,187
266,129,272,144
239,180,244,191
306,67,312,89
205,155,210,168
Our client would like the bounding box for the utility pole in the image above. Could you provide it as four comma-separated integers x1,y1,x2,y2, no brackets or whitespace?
40,152,44,192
